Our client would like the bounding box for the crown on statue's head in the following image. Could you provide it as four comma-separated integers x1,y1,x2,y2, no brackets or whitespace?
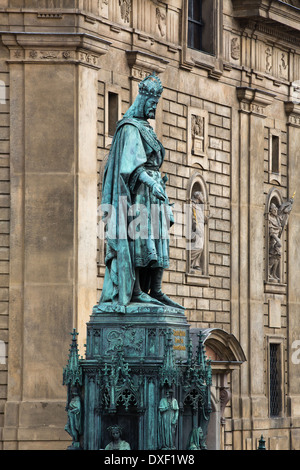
138,73,163,98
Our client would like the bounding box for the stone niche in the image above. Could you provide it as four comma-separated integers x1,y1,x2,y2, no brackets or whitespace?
185,172,210,286
264,188,288,291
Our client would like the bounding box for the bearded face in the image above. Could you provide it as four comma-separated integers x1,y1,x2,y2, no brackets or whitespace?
143,96,159,119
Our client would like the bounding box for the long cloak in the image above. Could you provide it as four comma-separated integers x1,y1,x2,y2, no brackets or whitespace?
99,117,166,311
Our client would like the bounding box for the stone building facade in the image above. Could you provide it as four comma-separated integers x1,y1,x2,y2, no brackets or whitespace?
0,0,300,450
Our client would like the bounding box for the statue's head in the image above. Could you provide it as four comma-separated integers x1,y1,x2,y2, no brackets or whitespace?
138,73,163,100
124,73,163,120
270,202,278,215
107,424,123,440
192,191,204,204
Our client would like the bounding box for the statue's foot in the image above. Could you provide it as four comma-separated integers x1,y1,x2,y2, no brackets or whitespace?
131,291,165,306
150,291,184,310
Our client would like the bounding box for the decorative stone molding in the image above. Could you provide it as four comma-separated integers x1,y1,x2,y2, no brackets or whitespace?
285,101,300,127
220,386,231,425
37,13,63,19
264,281,287,294
126,49,169,78
237,87,276,117
1,32,111,70
232,0,300,33
195,327,247,370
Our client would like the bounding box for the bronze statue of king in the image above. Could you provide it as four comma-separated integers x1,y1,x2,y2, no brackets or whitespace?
98,73,184,313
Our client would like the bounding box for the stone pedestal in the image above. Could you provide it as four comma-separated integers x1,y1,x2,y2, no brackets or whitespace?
63,306,212,451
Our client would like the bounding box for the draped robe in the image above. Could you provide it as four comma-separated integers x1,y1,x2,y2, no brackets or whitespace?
99,117,173,311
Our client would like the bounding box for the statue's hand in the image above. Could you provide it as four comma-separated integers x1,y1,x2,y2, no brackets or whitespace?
152,183,166,201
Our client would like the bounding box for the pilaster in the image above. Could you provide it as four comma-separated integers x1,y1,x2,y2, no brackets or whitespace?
2,31,110,449
237,87,275,424
285,101,300,447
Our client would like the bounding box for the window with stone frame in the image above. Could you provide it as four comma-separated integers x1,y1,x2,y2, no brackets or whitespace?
182,0,223,77
104,83,122,149
188,0,215,55
269,342,283,417
269,129,282,185
108,91,119,137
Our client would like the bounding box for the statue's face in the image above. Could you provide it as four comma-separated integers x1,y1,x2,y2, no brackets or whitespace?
270,205,278,216
144,96,159,119
111,429,120,440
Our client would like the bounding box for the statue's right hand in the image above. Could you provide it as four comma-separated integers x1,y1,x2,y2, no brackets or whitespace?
152,183,166,201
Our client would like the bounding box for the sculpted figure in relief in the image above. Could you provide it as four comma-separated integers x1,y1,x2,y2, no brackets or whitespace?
268,195,294,282
156,7,166,37
190,191,207,273
119,0,131,23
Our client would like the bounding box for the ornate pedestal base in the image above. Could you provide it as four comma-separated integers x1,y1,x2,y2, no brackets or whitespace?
63,304,212,451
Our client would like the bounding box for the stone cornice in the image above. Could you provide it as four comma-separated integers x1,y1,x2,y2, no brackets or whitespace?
126,49,169,79
237,86,276,116
285,101,300,126
0,32,111,69
233,0,300,34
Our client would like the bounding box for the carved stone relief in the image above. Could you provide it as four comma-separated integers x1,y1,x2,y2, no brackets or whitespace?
265,189,294,284
191,115,204,154
156,7,166,37
12,48,100,68
119,0,131,23
99,0,109,18
265,47,273,74
187,107,208,170
230,37,240,61
278,51,288,80
105,327,143,356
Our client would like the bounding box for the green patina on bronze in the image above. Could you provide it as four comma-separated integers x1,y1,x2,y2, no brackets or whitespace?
63,74,212,450
98,73,183,313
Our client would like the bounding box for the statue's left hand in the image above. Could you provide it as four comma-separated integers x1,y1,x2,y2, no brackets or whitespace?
152,183,166,201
